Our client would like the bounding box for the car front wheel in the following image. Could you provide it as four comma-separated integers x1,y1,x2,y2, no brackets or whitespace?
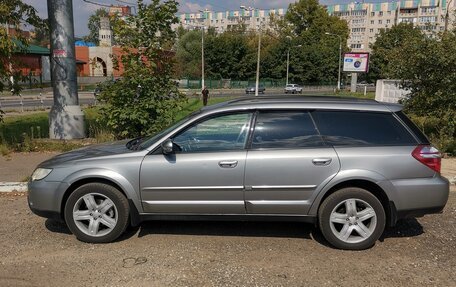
64,183,130,243
318,187,385,250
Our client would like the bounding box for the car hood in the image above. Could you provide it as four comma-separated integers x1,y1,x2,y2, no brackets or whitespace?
39,139,133,167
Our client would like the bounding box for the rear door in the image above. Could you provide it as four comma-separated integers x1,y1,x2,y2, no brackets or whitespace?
244,110,340,214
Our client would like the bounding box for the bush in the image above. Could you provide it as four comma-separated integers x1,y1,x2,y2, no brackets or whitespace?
408,114,456,156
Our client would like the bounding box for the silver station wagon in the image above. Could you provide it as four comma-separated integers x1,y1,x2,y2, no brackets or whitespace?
28,96,449,250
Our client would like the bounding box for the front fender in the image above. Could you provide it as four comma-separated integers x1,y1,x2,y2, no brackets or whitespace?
62,168,143,213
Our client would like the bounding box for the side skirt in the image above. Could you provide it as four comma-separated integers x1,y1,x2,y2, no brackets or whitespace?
138,214,317,224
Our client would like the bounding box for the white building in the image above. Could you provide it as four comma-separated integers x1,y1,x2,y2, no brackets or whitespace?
176,8,287,32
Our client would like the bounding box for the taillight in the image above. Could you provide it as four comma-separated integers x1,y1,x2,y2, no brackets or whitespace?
412,145,441,173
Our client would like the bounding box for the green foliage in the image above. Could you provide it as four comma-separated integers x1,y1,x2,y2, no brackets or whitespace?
368,23,424,80
83,8,109,45
0,0,45,122
99,0,187,139
0,108,104,147
31,18,49,46
370,26,456,154
277,0,349,84
174,0,349,85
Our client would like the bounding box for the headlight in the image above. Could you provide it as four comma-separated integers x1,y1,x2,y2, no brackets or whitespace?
31,168,53,181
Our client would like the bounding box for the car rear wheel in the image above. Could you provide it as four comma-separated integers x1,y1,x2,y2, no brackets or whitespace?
64,183,130,243
318,187,385,250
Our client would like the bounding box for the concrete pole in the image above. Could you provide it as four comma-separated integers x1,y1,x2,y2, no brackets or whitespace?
350,72,357,93
47,0,85,139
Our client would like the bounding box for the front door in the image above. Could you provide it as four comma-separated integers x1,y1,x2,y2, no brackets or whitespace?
244,110,340,214
140,112,253,214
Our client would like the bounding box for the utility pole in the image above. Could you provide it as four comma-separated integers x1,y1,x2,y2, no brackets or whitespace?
255,27,261,97
201,27,205,89
241,5,261,96
47,0,85,139
286,48,290,86
325,32,342,91
444,0,454,32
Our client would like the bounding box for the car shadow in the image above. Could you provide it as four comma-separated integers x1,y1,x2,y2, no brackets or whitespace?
380,218,424,241
137,221,315,240
45,219,72,235
44,218,424,246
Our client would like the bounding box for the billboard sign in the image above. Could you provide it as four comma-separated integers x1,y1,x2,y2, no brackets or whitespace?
343,53,369,73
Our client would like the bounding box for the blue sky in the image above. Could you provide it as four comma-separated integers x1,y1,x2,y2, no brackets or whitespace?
23,0,371,37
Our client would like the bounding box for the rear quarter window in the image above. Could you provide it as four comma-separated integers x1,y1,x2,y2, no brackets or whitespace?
312,110,418,146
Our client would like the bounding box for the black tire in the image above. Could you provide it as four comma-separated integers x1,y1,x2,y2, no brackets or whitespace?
318,187,385,250
64,183,130,243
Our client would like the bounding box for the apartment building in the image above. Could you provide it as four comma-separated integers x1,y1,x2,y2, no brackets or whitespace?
327,0,456,51
176,1,455,51
176,8,287,32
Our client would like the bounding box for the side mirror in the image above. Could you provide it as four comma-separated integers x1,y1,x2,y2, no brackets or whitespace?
161,139,174,155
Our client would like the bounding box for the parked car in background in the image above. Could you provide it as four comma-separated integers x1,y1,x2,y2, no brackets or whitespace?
284,84,303,94
28,96,449,250
245,85,265,94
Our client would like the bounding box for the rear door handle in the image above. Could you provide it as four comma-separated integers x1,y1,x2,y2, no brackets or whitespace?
218,160,238,168
312,158,332,166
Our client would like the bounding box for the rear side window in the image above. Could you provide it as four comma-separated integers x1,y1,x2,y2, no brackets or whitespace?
312,110,417,146
395,111,430,144
251,111,323,149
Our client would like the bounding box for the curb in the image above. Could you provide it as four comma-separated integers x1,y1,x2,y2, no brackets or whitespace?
0,182,28,193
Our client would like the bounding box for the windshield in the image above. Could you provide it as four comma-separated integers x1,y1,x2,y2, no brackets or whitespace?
135,110,201,150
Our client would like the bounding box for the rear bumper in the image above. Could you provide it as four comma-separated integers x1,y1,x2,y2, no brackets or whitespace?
387,175,449,225
389,175,449,211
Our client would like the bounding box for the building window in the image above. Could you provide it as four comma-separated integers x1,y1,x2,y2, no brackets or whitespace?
371,20,374,24
387,19,391,24
387,11,392,16
369,28,374,33
371,12,375,16
350,44,362,49
378,20,382,24
379,11,383,16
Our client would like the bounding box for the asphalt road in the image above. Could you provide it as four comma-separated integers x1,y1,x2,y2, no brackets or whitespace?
0,89,335,111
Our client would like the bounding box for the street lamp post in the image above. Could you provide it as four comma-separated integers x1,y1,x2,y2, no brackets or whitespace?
198,10,207,90
325,32,342,91
182,20,205,90
241,5,261,96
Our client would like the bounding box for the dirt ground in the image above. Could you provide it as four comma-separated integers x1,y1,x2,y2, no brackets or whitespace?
0,154,455,286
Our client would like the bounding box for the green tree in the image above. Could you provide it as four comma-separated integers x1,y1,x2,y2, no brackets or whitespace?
274,0,349,84
31,18,49,47
98,0,186,138
175,29,202,79
374,28,456,153
0,0,44,121
83,8,108,45
368,23,424,80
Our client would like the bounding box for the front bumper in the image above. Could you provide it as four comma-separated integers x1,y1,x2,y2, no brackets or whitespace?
28,180,69,221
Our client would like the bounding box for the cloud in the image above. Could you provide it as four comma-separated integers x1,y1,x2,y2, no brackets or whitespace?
179,1,212,13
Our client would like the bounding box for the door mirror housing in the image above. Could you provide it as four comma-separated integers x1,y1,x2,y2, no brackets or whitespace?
161,139,174,155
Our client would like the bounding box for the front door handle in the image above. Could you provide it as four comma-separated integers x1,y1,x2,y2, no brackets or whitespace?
218,160,238,168
312,158,332,166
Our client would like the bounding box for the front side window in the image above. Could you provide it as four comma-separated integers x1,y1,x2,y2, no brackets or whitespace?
251,111,323,149
312,110,417,146
173,113,252,153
